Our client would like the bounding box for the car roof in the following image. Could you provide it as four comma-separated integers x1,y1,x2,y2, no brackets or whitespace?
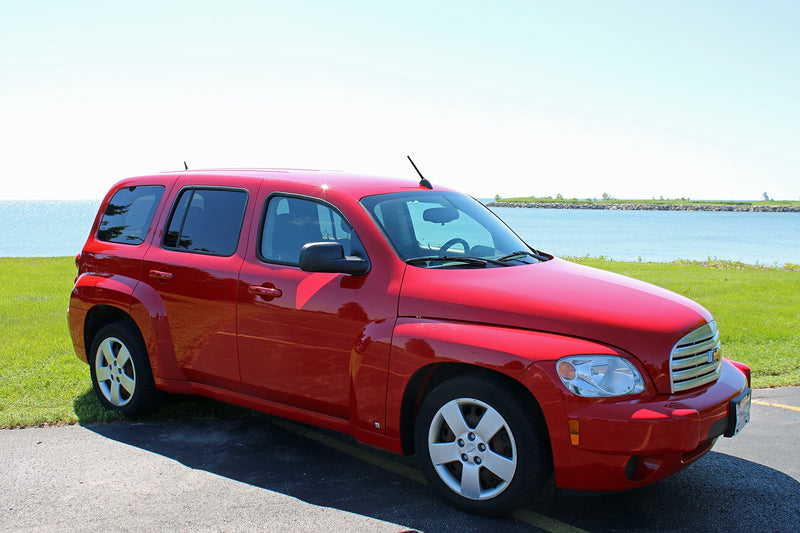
152,168,455,199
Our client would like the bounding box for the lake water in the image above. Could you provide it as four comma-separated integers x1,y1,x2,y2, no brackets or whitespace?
493,207,800,266
1,200,798,265
1,200,102,259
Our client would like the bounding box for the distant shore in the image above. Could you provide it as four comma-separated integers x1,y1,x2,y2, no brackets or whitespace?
488,201,800,212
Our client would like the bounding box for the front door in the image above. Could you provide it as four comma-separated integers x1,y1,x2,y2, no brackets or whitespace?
236,193,396,421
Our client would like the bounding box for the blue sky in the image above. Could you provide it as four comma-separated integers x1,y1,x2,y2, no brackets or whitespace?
2,1,798,200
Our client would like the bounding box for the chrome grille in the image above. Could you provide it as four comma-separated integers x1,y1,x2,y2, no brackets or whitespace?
670,321,722,392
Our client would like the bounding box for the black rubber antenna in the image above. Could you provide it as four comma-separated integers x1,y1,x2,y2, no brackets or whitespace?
183,161,188,170
407,156,433,189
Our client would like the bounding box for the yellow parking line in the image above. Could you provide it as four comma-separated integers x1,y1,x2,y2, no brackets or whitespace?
511,509,589,533
271,418,587,533
752,399,800,412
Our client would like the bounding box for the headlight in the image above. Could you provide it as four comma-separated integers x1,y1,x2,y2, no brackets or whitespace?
557,355,645,397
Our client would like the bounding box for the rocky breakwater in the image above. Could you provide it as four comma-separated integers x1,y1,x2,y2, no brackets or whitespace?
488,202,800,212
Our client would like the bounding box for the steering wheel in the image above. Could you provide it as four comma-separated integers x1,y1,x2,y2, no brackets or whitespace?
439,238,470,255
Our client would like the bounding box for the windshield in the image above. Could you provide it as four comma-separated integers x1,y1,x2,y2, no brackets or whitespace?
360,191,547,268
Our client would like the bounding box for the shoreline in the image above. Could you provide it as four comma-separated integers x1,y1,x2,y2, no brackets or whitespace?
488,201,800,212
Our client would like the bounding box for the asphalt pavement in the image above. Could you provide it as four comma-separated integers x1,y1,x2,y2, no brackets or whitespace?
1,387,798,532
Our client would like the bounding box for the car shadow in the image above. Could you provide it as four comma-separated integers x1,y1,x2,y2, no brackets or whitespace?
530,450,800,532
78,398,800,532
81,414,530,532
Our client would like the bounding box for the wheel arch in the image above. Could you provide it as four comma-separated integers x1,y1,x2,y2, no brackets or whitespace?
79,286,176,381
83,305,142,362
398,362,551,459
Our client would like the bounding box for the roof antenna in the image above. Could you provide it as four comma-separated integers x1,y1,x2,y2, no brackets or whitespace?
407,156,432,189
183,161,188,170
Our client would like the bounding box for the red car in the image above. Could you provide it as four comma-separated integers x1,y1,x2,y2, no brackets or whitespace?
69,168,751,515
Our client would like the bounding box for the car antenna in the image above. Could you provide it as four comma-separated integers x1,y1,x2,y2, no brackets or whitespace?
183,161,188,170
407,156,433,189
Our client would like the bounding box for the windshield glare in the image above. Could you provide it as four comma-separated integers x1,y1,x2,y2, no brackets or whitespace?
360,191,541,266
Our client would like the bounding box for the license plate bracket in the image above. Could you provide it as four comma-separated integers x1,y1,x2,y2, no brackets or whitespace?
725,388,751,437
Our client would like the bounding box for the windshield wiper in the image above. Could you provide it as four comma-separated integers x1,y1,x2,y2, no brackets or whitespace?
405,255,504,268
497,250,548,262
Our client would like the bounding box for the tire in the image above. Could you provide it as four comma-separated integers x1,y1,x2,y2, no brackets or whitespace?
414,374,550,516
89,321,161,417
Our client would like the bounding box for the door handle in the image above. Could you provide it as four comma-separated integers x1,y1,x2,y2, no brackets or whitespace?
248,285,283,299
149,269,174,281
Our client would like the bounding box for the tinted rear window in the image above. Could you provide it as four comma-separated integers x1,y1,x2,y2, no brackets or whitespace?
163,188,248,256
97,185,165,245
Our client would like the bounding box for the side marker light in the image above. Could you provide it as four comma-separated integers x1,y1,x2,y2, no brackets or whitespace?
568,419,580,446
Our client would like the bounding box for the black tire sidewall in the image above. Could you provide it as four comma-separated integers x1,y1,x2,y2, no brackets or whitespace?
88,321,159,417
414,374,549,516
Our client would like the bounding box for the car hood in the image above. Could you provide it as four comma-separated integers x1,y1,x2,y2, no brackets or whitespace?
398,258,712,393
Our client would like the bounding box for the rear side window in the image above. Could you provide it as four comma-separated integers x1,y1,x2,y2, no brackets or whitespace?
163,188,248,256
260,195,366,265
97,185,165,245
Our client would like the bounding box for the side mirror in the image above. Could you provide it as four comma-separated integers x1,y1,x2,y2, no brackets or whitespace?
299,242,370,275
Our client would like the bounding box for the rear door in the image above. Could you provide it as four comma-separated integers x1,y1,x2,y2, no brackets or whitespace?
140,176,254,389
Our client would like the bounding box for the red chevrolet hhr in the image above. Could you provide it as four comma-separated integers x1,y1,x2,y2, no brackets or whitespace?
69,168,751,515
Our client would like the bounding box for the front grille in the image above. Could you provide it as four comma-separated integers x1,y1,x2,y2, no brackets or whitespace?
670,321,722,392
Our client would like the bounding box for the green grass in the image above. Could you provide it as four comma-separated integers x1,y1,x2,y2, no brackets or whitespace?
1,256,798,427
0,257,251,428
0,257,85,426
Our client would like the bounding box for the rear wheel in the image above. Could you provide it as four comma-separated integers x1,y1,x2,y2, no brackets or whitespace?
414,375,550,515
89,322,160,417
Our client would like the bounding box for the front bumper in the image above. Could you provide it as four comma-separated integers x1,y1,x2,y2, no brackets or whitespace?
526,358,750,491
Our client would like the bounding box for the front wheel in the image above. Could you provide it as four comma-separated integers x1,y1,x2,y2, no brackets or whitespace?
414,375,550,515
89,321,160,417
